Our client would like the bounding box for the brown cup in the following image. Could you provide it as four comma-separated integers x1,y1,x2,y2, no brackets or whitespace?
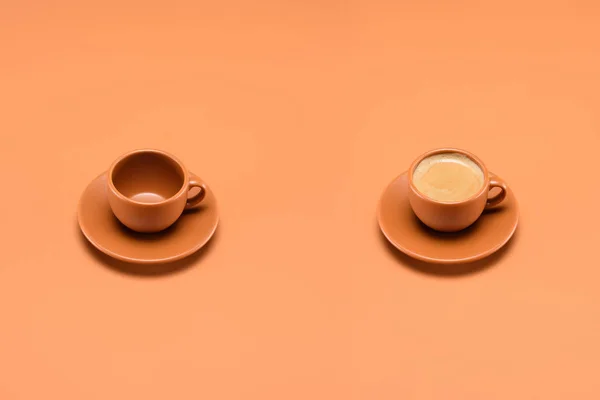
407,148,508,232
107,149,207,233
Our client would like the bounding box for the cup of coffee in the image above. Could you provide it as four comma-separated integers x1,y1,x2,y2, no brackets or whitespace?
408,148,508,232
106,149,207,233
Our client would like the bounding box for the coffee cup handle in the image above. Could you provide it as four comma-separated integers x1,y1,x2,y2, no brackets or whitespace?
185,176,207,210
485,177,508,209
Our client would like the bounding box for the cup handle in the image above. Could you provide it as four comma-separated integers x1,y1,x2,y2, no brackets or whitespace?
485,177,508,209
185,176,207,210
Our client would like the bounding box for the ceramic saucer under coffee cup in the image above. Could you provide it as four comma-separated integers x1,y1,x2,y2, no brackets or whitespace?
378,148,518,264
78,149,219,264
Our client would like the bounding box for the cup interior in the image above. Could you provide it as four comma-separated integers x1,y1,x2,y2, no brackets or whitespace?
111,151,185,203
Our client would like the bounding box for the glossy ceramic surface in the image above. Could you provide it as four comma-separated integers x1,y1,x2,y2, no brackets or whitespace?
107,149,207,233
79,173,218,264
378,171,518,264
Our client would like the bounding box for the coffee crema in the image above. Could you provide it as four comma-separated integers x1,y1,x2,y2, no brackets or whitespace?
412,152,484,202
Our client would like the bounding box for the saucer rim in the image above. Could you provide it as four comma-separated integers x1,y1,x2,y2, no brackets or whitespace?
376,170,519,265
78,172,219,265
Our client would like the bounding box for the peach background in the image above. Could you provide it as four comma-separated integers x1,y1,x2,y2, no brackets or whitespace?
1,1,600,398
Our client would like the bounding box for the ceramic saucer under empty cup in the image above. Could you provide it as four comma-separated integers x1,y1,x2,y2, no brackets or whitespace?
78,149,219,264
378,148,518,264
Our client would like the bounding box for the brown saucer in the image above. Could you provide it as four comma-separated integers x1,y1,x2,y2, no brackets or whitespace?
377,171,518,264
78,173,219,264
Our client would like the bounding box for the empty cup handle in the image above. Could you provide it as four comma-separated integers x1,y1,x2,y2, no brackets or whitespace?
486,177,508,209
185,176,207,210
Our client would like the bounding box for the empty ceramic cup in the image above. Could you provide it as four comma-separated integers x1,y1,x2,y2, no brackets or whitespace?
107,149,206,233
408,147,508,232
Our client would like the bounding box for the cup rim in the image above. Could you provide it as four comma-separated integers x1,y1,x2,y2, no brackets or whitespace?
107,148,189,207
408,147,490,205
